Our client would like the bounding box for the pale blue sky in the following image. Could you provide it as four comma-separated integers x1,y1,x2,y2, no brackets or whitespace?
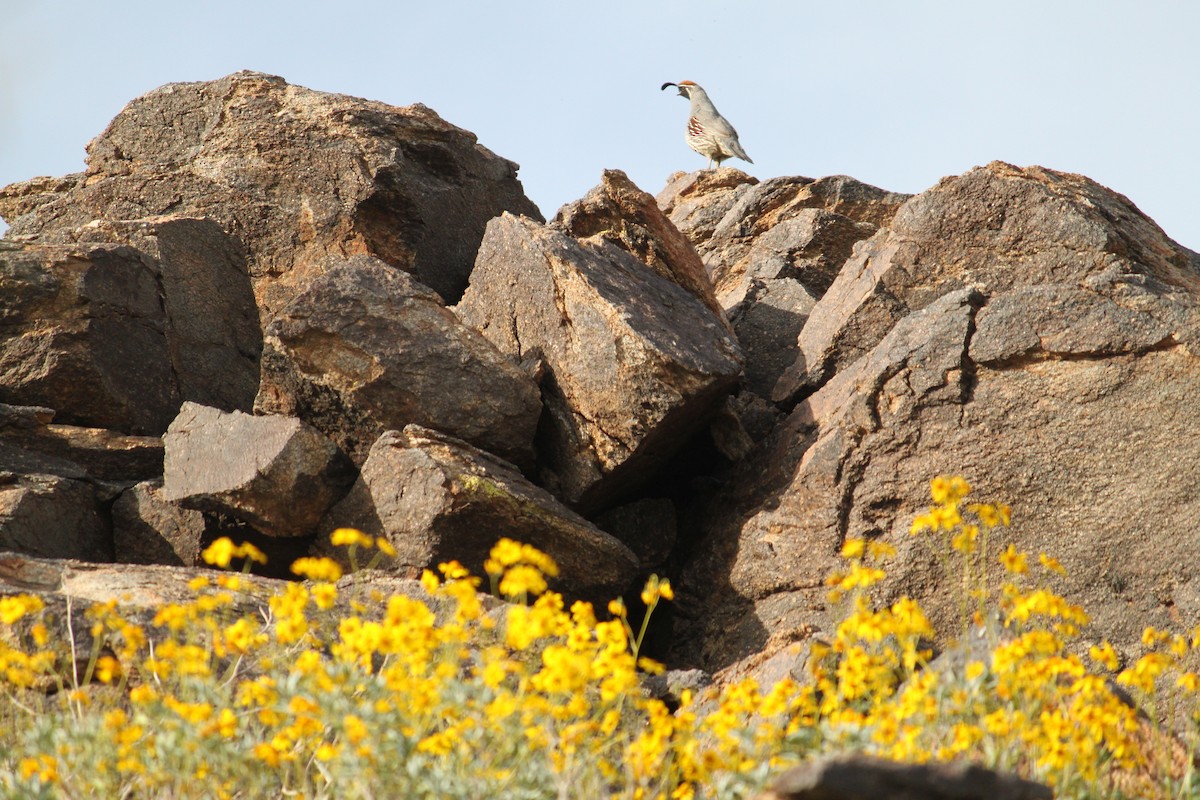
2,1,1197,250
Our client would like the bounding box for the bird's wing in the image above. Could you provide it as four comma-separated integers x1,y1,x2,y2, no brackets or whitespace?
704,114,740,139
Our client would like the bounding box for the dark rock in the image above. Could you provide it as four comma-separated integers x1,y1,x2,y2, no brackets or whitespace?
455,213,743,510
592,497,677,573
0,472,111,561
0,240,178,434
757,754,1052,800
729,278,817,397
112,480,206,566
0,71,542,317
318,425,640,602
255,255,542,469
74,216,262,412
162,402,355,537
0,423,163,483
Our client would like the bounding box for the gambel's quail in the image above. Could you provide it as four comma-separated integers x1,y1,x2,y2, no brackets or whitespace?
661,80,753,170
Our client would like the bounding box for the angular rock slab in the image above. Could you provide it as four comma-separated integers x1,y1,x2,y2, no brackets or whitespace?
112,480,207,566
456,213,743,510
0,70,543,317
73,216,262,413
0,418,163,484
551,169,729,326
757,754,1051,800
255,255,542,469
319,426,639,602
657,172,909,306
163,402,355,537
774,161,1200,403
0,239,178,434
0,472,111,561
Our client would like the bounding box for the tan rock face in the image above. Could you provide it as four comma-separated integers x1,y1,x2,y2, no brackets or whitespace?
455,213,743,510
0,70,543,320
673,163,1200,682
775,161,1199,404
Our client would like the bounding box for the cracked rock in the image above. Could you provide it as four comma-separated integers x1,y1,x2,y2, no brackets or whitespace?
671,163,1200,684
455,213,743,511
255,255,542,469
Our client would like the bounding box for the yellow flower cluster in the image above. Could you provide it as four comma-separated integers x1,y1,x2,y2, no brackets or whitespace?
5,492,1200,798
805,476,1149,793
0,533,798,798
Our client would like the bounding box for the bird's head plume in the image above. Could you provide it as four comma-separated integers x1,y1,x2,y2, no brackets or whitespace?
660,80,700,99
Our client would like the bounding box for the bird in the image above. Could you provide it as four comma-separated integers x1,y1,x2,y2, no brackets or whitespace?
661,80,753,170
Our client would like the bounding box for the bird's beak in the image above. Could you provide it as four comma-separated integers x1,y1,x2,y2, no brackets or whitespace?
660,82,677,91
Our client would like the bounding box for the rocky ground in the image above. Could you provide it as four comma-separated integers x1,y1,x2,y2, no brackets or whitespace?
3,70,1199,695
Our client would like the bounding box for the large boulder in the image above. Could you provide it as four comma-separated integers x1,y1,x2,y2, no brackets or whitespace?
0,70,543,319
255,255,542,469
319,426,639,602
0,472,110,561
0,240,178,434
673,163,1200,680
774,161,1199,403
163,402,355,538
455,213,743,510
73,216,262,413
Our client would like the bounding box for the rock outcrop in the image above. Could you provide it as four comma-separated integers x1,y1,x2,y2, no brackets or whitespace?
5,73,1200,738
255,255,542,469
673,162,1200,681
456,212,742,510
0,71,542,319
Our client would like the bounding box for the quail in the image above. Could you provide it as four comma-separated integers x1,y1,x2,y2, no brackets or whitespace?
661,80,753,170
